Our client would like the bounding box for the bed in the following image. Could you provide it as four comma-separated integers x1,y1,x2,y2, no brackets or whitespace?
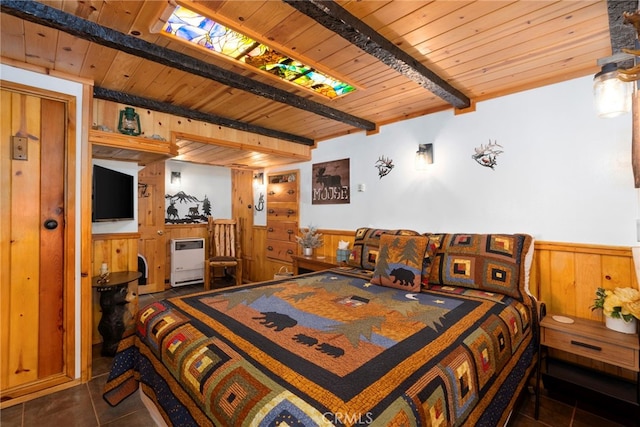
104,232,538,426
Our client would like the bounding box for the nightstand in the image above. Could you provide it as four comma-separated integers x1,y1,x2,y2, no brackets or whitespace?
535,313,640,418
291,254,342,274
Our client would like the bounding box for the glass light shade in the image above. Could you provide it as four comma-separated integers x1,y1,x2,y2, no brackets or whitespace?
415,143,433,170
593,64,632,118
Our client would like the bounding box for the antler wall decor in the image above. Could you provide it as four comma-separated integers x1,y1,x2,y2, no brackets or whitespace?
472,140,503,170
374,156,394,179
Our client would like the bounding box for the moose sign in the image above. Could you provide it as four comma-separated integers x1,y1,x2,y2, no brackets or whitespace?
312,158,350,205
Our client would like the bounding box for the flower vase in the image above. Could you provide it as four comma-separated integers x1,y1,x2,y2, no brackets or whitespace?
605,316,638,334
303,247,313,256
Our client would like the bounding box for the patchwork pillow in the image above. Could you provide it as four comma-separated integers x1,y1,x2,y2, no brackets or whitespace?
371,234,429,292
427,233,533,301
348,227,420,270
420,233,444,291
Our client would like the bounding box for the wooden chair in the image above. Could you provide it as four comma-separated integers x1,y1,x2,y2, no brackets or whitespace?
205,218,242,290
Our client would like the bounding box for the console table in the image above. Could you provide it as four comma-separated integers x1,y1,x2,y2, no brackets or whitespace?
291,254,343,275
92,271,141,356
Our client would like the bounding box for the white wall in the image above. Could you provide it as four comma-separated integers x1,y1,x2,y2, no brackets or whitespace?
165,160,232,219
266,76,638,247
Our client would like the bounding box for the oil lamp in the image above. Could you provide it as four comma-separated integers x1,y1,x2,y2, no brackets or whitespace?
117,107,141,136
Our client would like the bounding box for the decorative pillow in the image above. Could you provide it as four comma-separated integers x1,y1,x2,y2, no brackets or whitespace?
420,233,444,291
347,227,371,268
348,228,420,270
427,233,533,301
371,234,428,292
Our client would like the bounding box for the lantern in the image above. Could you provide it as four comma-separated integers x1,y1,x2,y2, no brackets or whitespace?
117,107,141,136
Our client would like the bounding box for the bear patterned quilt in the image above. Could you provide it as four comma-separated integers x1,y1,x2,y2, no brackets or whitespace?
103,270,536,426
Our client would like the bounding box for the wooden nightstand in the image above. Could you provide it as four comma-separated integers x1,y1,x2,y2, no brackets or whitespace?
536,313,640,418
291,254,342,275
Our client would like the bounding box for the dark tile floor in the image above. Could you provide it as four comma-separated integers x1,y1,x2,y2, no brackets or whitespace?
1,282,637,426
510,387,637,427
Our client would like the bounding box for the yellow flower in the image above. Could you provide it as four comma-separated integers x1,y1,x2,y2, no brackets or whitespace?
624,299,640,319
613,287,640,302
592,286,640,320
600,287,640,319
603,292,623,317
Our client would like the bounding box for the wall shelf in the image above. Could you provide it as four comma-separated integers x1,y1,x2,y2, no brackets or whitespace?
90,130,178,165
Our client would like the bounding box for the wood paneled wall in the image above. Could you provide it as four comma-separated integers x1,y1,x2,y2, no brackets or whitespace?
91,99,310,165
92,225,208,282
245,227,356,282
532,241,639,319
91,233,139,344
92,234,140,276
91,225,206,343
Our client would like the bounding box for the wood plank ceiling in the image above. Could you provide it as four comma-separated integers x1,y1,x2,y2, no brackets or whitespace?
0,0,635,168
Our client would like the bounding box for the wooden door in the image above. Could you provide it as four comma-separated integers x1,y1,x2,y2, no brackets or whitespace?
232,169,254,279
1,88,74,398
138,161,166,294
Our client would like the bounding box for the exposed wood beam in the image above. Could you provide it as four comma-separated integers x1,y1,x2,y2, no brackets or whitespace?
607,0,638,55
606,0,637,68
605,1,639,188
93,87,314,146
0,0,376,133
282,0,470,109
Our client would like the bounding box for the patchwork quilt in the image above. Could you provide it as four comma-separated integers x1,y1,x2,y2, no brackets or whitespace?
103,270,537,426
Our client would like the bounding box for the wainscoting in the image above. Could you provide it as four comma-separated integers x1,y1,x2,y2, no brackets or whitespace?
93,227,639,318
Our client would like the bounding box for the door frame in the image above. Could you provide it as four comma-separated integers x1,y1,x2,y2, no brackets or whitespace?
0,79,85,405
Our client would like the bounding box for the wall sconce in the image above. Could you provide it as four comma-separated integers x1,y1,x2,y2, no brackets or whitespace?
415,143,434,170
170,171,181,184
593,62,632,118
117,106,142,136
253,172,264,186
593,10,640,119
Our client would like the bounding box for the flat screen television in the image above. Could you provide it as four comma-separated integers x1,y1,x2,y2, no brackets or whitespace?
92,164,135,222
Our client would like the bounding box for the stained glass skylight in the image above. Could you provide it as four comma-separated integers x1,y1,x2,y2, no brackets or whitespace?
161,5,356,99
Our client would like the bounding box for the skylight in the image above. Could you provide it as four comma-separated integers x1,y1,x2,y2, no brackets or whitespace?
161,5,356,99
